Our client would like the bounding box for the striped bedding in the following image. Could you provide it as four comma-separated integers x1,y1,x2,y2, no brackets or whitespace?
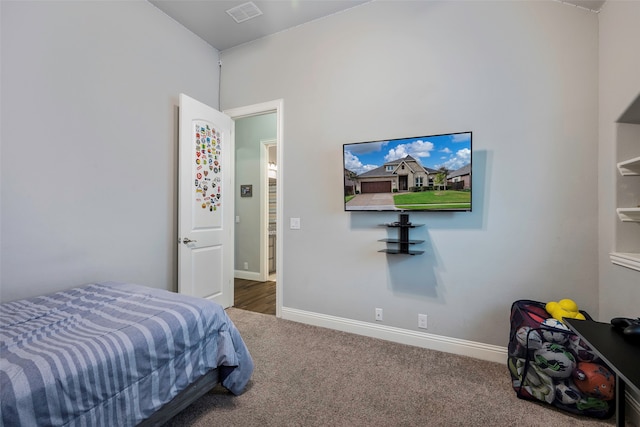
0,282,254,426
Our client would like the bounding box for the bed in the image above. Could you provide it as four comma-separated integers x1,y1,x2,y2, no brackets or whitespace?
0,281,254,426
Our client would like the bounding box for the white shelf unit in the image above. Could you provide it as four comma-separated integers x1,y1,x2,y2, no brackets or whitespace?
617,208,640,222
610,252,640,271
610,94,640,272
617,156,640,176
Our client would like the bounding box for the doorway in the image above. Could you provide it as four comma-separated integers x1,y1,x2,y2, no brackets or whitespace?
233,138,277,316
224,100,283,318
399,175,408,191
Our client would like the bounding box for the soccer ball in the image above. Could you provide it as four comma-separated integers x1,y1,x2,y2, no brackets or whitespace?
555,380,582,405
573,362,615,400
509,356,554,403
567,334,600,362
516,326,543,350
540,318,569,343
523,363,555,404
534,342,577,379
522,304,550,327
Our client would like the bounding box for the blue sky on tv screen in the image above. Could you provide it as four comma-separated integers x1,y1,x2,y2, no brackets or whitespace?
344,132,471,175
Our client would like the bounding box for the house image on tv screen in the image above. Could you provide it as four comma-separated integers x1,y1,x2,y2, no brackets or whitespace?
352,155,438,194
343,132,472,212
447,163,471,190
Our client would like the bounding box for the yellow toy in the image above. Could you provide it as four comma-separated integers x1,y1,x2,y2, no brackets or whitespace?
545,299,586,323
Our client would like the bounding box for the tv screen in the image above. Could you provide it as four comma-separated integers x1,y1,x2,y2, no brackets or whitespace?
343,131,472,212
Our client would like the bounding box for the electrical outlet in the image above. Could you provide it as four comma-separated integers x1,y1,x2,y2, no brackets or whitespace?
418,314,428,329
243,262,249,270
375,308,383,321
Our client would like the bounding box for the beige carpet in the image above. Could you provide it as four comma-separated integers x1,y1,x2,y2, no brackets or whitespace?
166,308,616,426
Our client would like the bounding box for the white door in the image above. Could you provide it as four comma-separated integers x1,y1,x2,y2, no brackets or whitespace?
178,93,234,308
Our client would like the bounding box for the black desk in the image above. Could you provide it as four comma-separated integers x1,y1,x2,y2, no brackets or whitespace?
565,318,640,427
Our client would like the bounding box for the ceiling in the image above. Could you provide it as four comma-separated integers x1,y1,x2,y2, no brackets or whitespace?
149,0,606,52
149,0,371,51
562,0,607,11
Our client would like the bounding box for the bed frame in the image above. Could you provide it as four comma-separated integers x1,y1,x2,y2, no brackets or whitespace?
138,369,219,426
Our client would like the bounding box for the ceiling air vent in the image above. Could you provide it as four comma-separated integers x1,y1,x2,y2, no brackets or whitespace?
226,2,263,24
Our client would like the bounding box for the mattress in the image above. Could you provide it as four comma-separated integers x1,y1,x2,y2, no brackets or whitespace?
0,282,254,426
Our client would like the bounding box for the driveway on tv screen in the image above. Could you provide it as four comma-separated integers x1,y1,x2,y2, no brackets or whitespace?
346,193,398,211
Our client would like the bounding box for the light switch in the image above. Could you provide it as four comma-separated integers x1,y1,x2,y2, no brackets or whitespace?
235,216,240,223
290,217,301,229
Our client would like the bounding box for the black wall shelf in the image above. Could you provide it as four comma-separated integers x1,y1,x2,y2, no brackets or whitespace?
379,213,424,255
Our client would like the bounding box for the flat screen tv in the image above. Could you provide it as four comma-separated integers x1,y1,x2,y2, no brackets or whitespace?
343,131,472,212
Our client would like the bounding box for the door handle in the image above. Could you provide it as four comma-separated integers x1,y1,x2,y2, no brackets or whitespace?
182,237,197,244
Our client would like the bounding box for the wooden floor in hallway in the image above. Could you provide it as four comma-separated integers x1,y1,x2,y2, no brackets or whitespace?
234,278,276,315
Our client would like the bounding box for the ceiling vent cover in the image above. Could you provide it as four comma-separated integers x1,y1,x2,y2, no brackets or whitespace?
226,2,263,24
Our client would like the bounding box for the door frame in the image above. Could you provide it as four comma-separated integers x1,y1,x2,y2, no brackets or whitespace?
224,99,283,318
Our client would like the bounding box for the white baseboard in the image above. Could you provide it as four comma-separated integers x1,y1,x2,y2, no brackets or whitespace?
280,306,640,424
280,307,507,364
234,270,262,281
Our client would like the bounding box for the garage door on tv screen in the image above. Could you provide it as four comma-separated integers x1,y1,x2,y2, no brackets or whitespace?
343,131,472,212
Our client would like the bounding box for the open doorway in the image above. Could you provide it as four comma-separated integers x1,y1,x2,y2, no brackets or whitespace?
224,100,283,317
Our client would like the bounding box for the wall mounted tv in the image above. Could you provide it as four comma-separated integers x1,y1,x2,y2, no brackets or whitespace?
343,131,472,212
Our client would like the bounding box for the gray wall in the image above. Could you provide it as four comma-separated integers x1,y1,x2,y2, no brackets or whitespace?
221,0,600,346
235,113,277,274
1,1,220,301
2,0,636,353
